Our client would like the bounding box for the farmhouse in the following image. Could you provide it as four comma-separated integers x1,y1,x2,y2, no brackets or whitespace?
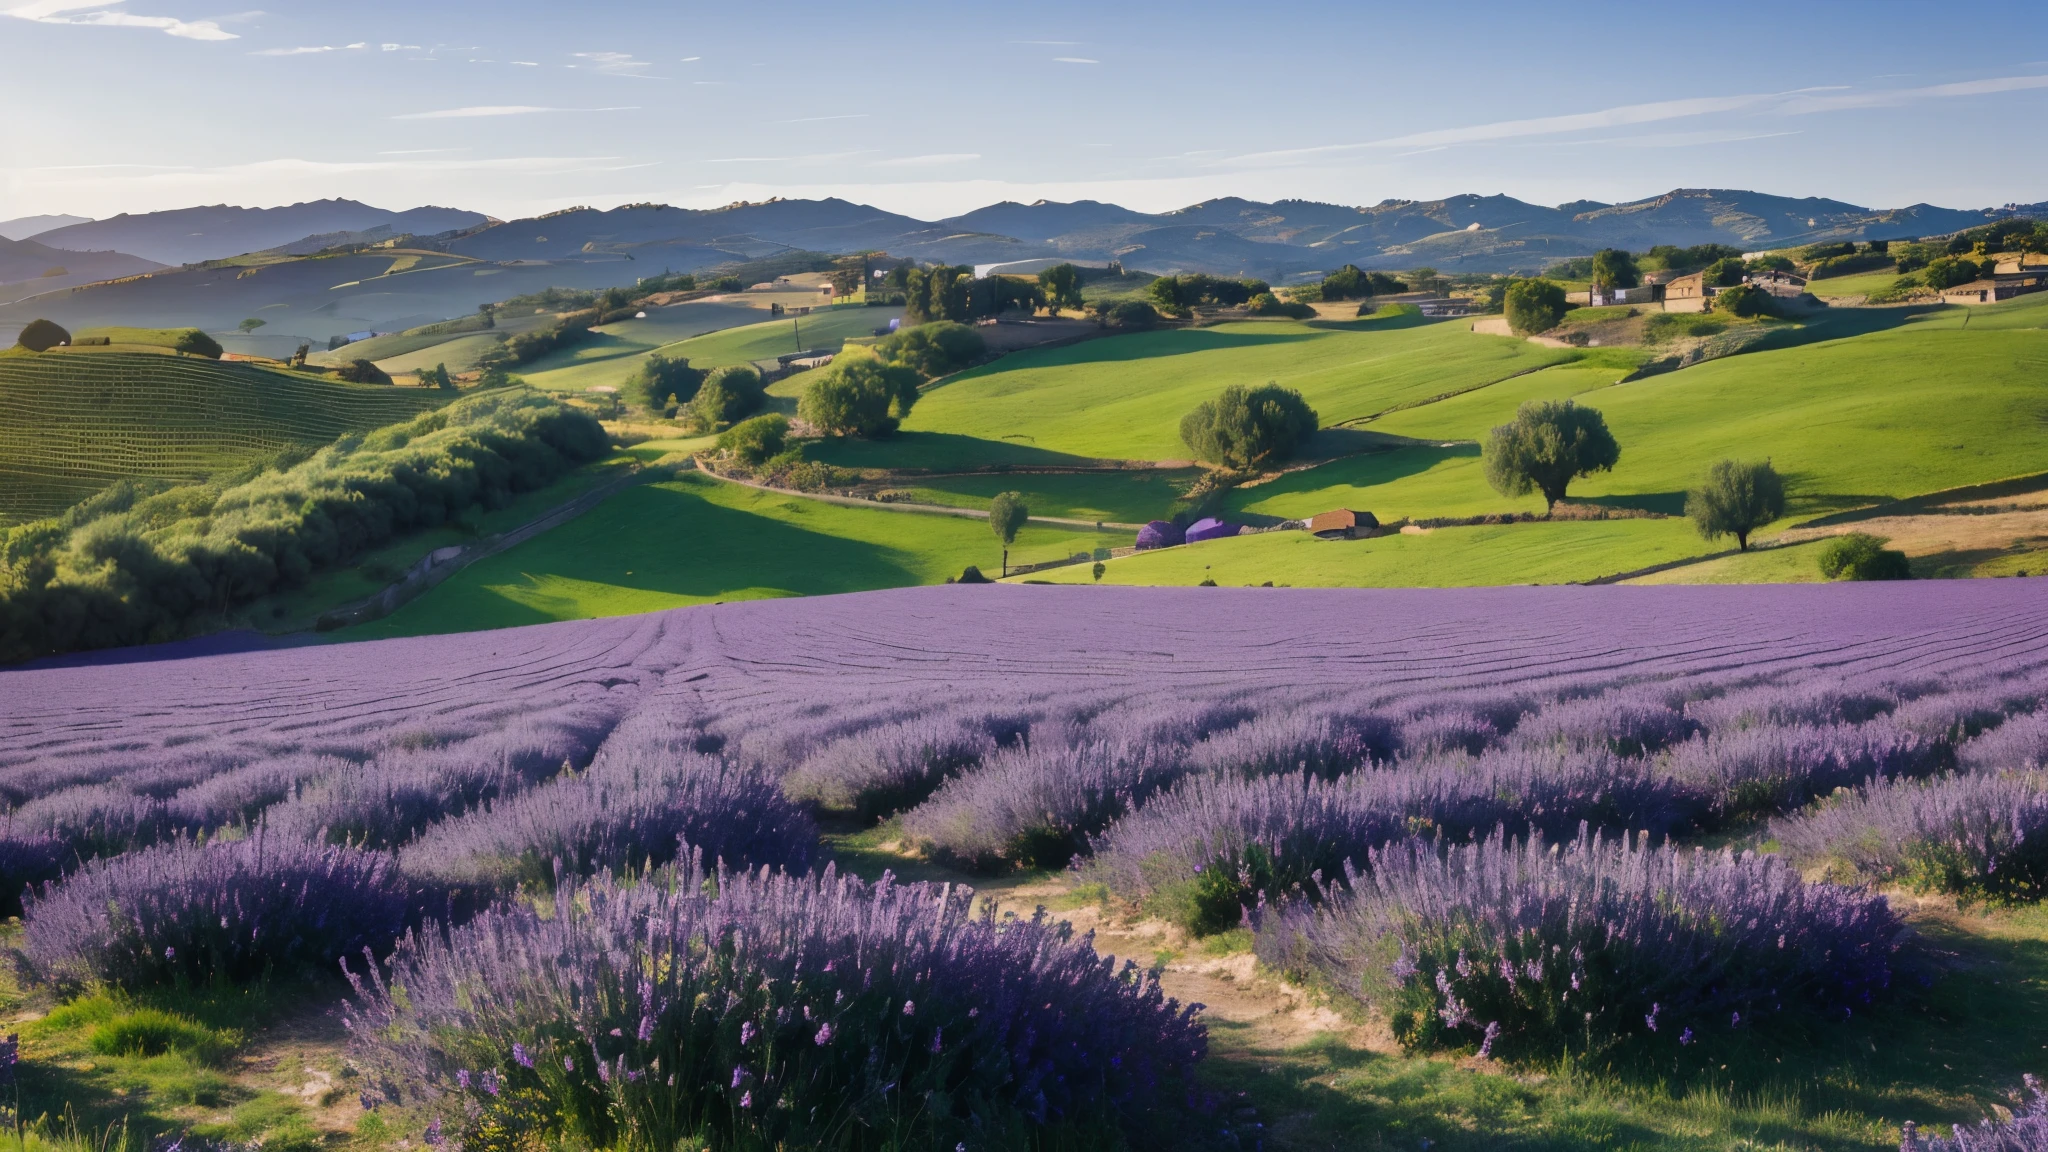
1659,272,1711,313
1307,509,1378,539
1941,260,2048,306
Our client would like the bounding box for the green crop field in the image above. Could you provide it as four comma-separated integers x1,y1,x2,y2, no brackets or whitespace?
1807,268,1918,298
522,303,900,394
351,470,1107,637
900,315,1576,462
0,352,446,525
1019,517,1709,588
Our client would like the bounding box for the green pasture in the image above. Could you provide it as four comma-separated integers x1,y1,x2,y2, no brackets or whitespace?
901,316,1575,462
1808,268,1917,298
1625,539,1829,585
890,468,1203,525
0,353,445,525
353,471,1107,637
1020,517,1710,588
522,303,897,394
376,332,508,375
1235,319,2048,524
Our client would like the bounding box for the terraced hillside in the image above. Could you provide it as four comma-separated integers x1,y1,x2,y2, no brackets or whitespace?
0,352,445,524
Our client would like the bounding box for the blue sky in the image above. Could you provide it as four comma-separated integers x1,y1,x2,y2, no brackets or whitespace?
5,0,2048,222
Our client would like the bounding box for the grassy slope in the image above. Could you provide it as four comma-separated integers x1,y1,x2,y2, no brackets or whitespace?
1020,518,1709,588
893,468,1204,525
0,352,445,525
353,470,1105,637
523,304,899,393
902,316,1575,461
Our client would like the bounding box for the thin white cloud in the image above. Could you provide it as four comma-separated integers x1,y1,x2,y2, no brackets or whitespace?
6,0,235,39
1053,57,1097,64
680,55,699,61
391,105,639,120
870,153,980,168
380,42,419,51
571,50,655,77
1222,73,2048,168
250,41,363,56
510,60,538,66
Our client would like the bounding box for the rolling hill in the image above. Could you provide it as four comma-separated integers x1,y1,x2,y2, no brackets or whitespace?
0,350,446,525
0,235,163,302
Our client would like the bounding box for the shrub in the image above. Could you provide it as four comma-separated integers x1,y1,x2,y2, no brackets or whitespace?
1104,300,1160,329
715,413,789,466
782,717,996,820
24,839,423,990
1503,278,1567,335
1482,399,1620,511
1923,256,1983,290
798,349,918,438
689,364,766,430
1819,533,1911,581
1246,292,1315,318
1179,383,1319,470
1685,458,1786,550
1714,283,1773,318
877,320,983,378
14,318,70,352
626,352,704,410
1665,718,1944,821
173,329,223,359
346,860,1205,1152
1254,831,1907,1065
402,748,814,895
1779,771,2048,904
336,358,392,385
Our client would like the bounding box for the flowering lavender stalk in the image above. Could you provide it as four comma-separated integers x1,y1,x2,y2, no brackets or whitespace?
780,717,995,821
901,738,1187,870
1776,771,2048,903
1253,830,1906,1065
1512,688,1697,758
346,855,1203,1151
24,837,423,989
1904,1075,2048,1151
1665,717,1947,821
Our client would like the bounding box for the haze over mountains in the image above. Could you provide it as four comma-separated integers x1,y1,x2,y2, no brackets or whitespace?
18,201,491,268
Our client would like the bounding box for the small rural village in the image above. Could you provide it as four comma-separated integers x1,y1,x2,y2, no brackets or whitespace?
5,4,2048,1152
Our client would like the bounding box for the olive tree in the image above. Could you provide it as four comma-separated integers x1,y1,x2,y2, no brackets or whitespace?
1685,459,1785,550
1483,400,1621,512
1503,279,1567,336
989,491,1028,577
1180,383,1319,471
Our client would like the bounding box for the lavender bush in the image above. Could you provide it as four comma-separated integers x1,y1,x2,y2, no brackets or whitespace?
1186,710,1397,779
1254,831,1907,1065
902,739,1185,870
1904,1075,2048,1151
347,857,1205,1152
1963,710,2048,773
781,717,996,821
1513,689,1697,757
24,837,422,989
1776,771,2048,903
1666,718,1948,821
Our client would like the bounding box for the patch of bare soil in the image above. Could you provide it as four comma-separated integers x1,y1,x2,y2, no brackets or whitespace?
1775,491,2048,574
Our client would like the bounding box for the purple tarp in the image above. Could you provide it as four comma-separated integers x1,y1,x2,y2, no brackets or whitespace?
1136,520,1185,549
1184,518,1239,543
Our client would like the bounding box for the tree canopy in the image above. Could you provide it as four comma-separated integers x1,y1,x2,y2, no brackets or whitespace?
797,348,919,438
878,321,984,379
14,319,69,352
336,359,392,385
1502,279,1567,336
627,352,705,410
1180,383,1320,471
690,364,766,430
989,491,1028,576
1483,400,1621,511
1590,249,1640,289
1036,264,1084,315
1319,265,1406,301
416,363,455,390
716,413,790,466
1685,459,1785,550
1702,257,1748,288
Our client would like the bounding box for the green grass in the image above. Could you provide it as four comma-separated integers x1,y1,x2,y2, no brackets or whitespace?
351,470,1108,637
72,326,205,349
1019,517,1710,588
901,316,1575,462
1808,268,1917,298
1235,321,2048,525
1626,540,1829,584
0,352,446,525
523,303,899,394
890,468,1203,525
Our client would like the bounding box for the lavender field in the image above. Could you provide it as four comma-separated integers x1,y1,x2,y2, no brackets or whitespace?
8,580,2048,1151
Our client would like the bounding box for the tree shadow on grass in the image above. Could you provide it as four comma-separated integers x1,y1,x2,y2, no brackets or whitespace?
807,431,1116,471
1572,491,1689,516
991,327,1321,370
1233,443,1480,514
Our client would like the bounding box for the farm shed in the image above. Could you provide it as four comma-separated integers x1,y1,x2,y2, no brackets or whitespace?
1185,517,1240,543
1135,520,1185,550
1659,272,1710,313
1308,509,1378,540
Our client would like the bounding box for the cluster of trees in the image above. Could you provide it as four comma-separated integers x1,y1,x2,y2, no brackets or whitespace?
902,265,1042,325
1147,274,1271,314
690,365,767,430
1245,293,1315,319
1947,217,2047,257
482,309,600,370
1545,245,1745,281
794,321,989,441
1035,264,1084,315
1921,256,1986,290
335,359,392,385
0,389,608,661
1179,383,1319,471
415,363,457,390
625,352,707,411
1093,300,1160,330
1316,265,1407,302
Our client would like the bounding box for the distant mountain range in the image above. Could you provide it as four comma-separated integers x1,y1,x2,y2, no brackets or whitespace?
22,200,491,267
4,188,2042,309
426,188,2047,281
0,215,91,242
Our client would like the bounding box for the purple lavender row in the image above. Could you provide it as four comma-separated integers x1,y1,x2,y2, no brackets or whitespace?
1776,771,2048,903
1904,1075,2048,1151
346,854,1204,1151
1253,830,1907,1064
